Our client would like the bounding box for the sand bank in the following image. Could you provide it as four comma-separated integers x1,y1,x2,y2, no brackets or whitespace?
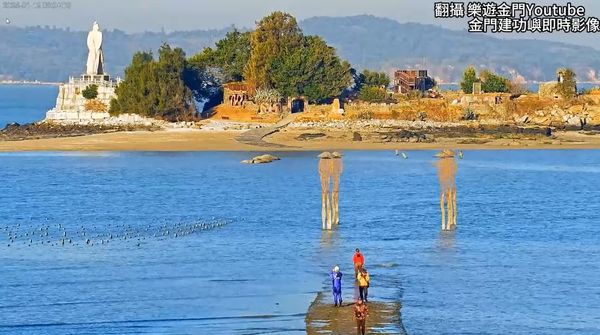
1,128,600,152
306,292,404,334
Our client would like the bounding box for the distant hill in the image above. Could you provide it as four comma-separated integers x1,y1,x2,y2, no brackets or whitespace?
0,26,229,82
301,15,600,83
1,15,600,83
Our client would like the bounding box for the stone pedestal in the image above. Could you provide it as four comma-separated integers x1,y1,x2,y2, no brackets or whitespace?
45,74,118,122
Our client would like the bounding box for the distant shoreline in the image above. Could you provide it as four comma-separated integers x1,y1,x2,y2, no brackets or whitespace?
0,80,60,86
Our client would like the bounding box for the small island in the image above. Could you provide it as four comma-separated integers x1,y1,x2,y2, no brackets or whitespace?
1,12,600,152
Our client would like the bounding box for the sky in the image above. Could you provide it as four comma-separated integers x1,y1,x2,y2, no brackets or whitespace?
2,0,599,48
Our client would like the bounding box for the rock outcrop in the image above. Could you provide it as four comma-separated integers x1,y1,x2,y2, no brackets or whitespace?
241,154,281,164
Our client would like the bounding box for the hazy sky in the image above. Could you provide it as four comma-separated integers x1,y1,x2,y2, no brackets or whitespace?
2,0,599,48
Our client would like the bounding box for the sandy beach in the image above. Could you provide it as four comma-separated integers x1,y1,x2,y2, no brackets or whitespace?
1,128,600,152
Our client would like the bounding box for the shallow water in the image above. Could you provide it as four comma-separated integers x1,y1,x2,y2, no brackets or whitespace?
0,150,599,334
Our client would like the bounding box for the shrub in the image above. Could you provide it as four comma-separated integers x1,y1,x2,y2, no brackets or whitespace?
84,99,107,112
556,68,577,99
406,90,423,100
253,88,282,105
358,85,389,103
480,70,509,93
357,110,374,120
82,84,98,100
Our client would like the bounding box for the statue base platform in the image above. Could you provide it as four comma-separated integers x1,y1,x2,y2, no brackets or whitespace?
45,73,119,123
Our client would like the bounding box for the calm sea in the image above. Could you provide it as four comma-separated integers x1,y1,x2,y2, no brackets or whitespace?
0,85,57,128
0,86,599,335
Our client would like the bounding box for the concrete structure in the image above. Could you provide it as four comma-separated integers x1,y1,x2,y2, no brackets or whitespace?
472,81,482,94
393,69,434,93
46,21,123,124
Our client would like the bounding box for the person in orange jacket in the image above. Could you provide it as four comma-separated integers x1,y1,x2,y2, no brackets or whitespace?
353,248,364,275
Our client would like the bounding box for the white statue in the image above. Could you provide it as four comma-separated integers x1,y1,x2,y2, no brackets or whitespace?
86,21,104,75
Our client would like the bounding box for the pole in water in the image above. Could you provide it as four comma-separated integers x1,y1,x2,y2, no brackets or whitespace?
318,152,343,230
435,150,458,231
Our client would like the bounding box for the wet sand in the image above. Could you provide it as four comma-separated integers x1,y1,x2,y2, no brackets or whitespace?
0,130,261,151
1,128,600,151
306,292,404,334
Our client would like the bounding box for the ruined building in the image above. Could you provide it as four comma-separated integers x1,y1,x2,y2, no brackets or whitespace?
393,69,435,93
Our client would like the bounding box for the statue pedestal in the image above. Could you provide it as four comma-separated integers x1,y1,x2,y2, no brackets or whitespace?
45,73,119,123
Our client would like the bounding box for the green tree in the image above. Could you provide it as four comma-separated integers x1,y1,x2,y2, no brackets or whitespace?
189,29,251,82
110,44,203,121
360,70,390,88
110,51,155,116
244,11,304,91
556,68,577,99
82,84,98,99
480,70,509,93
270,35,351,103
460,66,478,94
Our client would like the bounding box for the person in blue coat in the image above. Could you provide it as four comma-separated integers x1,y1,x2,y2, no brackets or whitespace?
330,265,343,307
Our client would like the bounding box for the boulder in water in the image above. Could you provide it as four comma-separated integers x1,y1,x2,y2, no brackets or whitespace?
318,151,333,159
242,154,280,164
435,149,455,158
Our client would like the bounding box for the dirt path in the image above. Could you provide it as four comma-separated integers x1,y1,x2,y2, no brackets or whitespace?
305,292,406,334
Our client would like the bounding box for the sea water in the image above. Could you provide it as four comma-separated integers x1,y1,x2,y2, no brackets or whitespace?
0,86,599,335
0,150,599,334
0,85,57,128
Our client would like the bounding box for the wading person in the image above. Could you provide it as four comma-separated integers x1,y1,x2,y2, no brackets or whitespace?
353,248,364,275
330,265,343,307
357,267,370,302
354,299,369,335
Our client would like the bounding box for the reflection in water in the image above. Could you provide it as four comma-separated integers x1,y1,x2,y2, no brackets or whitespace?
436,230,457,252
436,150,458,231
318,152,343,230
320,229,339,251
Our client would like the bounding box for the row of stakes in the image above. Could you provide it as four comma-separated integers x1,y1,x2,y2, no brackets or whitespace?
2,219,230,248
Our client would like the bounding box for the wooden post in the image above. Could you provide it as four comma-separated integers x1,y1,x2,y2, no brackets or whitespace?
319,155,333,230
436,153,458,231
440,192,446,230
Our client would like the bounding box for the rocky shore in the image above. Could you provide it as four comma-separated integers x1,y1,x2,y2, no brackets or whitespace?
287,119,580,144
0,122,158,141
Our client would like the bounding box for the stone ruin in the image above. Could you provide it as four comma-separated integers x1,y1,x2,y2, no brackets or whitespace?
223,82,250,107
